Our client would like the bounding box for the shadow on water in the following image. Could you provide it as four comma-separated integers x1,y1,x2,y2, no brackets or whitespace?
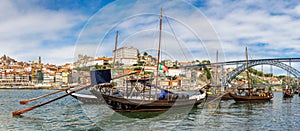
282,97,293,103
81,103,200,130
116,111,167,119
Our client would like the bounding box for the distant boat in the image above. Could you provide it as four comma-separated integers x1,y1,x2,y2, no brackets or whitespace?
229,47,273,102
282,86,294,98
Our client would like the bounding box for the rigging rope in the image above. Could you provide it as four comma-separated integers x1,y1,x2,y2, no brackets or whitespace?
163,13,189,62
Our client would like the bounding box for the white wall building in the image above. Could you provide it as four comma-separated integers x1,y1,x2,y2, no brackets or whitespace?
113,46,138,65
86,57,113,66
168,69,183,76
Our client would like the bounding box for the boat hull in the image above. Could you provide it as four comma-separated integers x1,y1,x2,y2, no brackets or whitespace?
67,90,105,104
283,92,294,98
229,93,273,102
91,89,204,112
283,89,294,98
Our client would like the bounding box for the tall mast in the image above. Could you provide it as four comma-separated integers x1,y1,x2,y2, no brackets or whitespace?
156,8,162,86
155,8,163,98
112,31,118,69
216,50,218,86
245,47,251,89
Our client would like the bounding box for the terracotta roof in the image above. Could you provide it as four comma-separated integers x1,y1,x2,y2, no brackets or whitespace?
95,57,113,61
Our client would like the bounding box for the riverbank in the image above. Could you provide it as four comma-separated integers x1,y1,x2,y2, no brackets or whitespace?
0,86,52,90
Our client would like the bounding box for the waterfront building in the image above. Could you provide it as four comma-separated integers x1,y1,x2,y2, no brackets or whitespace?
62,72,69,84
168,68,183,76
43,73,55,83
55,72,62,84
113,46,138,65
86,57,113,67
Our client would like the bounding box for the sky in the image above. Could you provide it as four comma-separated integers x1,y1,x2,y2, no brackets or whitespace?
1,0,300,75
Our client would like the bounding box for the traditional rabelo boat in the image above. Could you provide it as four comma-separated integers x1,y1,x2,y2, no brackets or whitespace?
90,9,206,112
229,47,273,101
282,85,294,98
66,86,105,104
90,69,206,112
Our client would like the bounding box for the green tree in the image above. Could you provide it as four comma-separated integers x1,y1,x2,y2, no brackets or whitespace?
95,63,100,70
202,60,210,64
265,73,273,77
137,50,141,62
204,67,211,80
143,52,148,56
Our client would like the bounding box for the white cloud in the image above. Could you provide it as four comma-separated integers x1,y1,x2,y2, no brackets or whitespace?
294,5,300,15
75,0,223,64
203,0,300,61
1,0,300,70
0,0,85,65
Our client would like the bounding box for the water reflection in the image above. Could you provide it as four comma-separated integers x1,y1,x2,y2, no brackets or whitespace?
1,90,300,130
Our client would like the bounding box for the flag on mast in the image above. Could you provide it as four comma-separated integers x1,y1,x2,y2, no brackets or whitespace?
159,64,168,72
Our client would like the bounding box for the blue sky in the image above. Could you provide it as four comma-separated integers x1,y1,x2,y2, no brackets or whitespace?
1,0,300,75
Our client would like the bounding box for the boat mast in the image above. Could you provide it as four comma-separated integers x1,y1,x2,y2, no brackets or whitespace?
112,31,118,69
245,47,251,90
216,50,218,86
155,8,163,97
156,8,162,80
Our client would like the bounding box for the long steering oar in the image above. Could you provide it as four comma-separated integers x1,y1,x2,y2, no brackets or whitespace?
12,84,90,116
205,92,230,105
19,72,137,105
19,85,76,105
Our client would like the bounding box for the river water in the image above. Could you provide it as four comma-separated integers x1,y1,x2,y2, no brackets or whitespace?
0,90,299,130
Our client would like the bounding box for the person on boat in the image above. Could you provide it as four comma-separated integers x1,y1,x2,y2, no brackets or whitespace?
189,88,206,100
158,89,174,100
112,89,123,97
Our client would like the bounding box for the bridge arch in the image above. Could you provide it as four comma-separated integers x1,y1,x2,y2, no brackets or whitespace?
222,60,300,86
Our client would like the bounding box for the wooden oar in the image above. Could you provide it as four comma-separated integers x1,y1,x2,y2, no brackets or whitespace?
12,84,90,116
205,92,230,105
19,71,137,105
19,85,76,105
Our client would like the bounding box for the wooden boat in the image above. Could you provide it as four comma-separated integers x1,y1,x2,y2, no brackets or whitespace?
90,9,206,112
91,88,204,112
282,88,294,98
66,87,105,104
90,69,206,112
293,88,299,95
229,47,273,102
229,87,273,101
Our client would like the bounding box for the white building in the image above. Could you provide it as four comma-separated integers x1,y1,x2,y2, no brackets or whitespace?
113,46,138,65
168,69,183,76
86,57,113,66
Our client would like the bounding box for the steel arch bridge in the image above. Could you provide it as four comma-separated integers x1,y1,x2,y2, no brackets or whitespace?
222,59,300,87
